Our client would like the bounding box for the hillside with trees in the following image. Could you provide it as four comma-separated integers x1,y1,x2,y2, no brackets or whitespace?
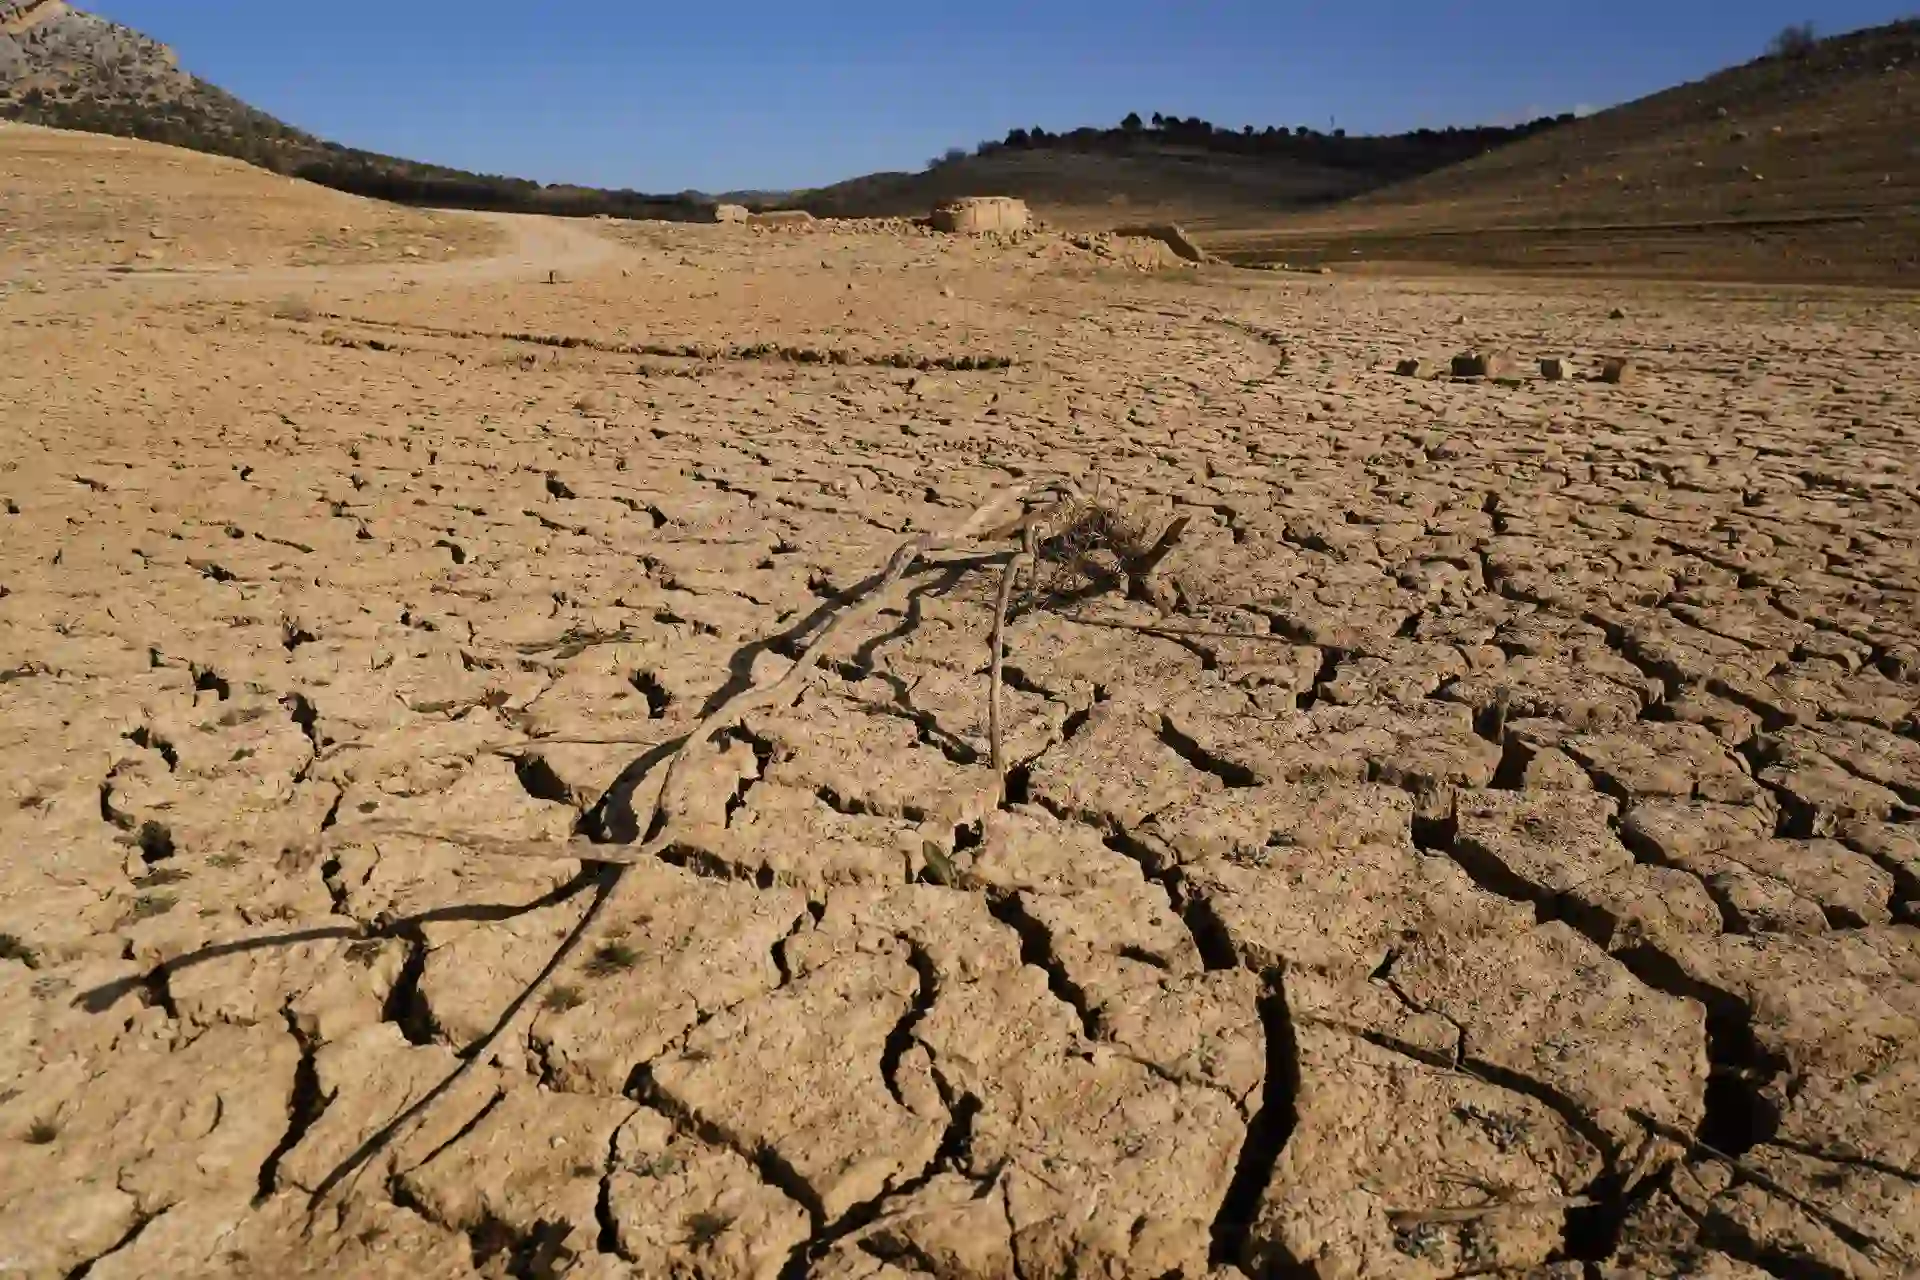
792,112,1572,227
1210,19,1920,283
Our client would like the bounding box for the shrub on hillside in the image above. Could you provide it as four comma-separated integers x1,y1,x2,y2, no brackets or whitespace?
1768,22,1818,59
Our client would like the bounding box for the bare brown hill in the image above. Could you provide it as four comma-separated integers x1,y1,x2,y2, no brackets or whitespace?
1212,20,1920,283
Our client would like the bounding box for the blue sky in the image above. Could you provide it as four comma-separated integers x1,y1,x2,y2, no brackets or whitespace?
94,1,1914,193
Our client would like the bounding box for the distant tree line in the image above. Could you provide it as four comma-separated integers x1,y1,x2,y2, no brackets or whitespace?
934,109,1578,179
0,85,716,222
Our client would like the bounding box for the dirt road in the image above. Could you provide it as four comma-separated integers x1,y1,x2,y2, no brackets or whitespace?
56,209,633,291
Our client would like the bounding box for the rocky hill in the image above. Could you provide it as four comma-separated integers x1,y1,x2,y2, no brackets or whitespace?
1,0,176,91
0,0,711,219
1,1,305,164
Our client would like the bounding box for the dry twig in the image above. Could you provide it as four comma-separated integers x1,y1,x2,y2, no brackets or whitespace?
1059,614,1301,644
1386,1194,1595,1228
335,823,652,866
987,547,1031,800
305,476,1074,1207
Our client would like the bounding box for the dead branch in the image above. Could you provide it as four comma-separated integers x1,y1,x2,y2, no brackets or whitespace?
305,475,1073,1208
1058,613,1301,644
630,479,1071,844
1018,519,1039,613
1125,514,1191,579
988,547,1030,801
1386,1195,1595,1227
333,822,652,866
480,736,684,752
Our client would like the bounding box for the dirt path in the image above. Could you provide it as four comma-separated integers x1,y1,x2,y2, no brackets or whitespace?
68,209,631,292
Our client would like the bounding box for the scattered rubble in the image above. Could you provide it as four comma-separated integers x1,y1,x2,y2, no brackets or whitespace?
929,195,1031,234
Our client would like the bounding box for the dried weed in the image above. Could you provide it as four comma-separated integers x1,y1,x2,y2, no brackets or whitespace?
542,984,586,1011
127,892,177,921
584,942,639,977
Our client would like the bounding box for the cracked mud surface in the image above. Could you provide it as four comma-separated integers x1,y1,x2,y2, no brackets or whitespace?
2,190,1918,1280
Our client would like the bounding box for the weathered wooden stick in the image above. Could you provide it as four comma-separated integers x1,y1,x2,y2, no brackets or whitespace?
1126,514,1192,578
1386,1195,1595,1228
988,548,1031,801
336,823,652,865
305,476,1070,1208
1059,614,1296,644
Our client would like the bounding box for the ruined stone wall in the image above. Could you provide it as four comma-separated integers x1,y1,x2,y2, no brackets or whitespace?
930,196,1031,234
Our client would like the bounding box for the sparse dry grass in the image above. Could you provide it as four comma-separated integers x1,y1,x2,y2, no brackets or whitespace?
584,943,639,978
542,983,585,1011
127,892,176,921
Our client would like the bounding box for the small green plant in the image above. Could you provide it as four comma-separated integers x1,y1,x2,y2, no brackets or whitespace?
128,892,177,921
25,1118,58,1145
585,942,639,978
684,1211,733,1249
639,1152,683,1179
542,984,585,1011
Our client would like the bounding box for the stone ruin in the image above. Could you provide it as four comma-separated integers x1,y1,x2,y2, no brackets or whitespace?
930,195,1031,234
1110,222,1216,264
745,208,816,229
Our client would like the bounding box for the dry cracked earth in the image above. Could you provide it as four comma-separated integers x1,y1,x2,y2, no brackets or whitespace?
1,205,1918,1280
